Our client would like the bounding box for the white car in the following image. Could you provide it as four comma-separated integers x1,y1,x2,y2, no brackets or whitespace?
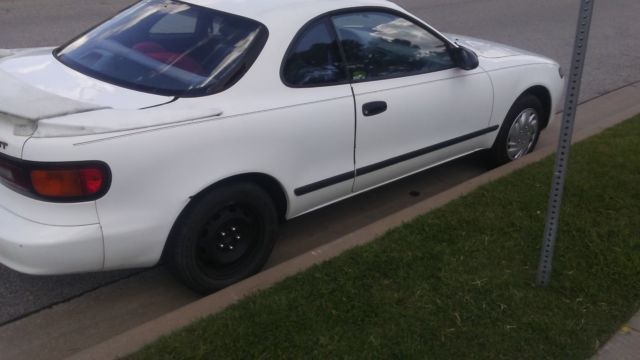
0,0,564,293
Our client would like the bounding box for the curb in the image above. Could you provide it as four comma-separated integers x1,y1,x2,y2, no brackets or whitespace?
70,82,640,360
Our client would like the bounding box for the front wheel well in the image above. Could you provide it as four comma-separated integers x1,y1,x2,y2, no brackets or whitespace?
521,86,552,129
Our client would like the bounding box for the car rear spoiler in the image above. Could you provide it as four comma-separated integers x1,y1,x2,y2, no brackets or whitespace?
0,67,106,135
0,49,21,59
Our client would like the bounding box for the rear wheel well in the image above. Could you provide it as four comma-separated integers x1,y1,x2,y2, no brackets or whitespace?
161,173,288,263
190,173,288,222
521,86,552,129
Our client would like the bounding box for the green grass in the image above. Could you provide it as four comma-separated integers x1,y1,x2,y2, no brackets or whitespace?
132,116,640,359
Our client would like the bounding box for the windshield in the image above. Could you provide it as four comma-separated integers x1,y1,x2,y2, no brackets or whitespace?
55,0,268,97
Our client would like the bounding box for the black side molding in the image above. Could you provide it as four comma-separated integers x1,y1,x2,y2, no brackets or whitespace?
294,125,499,196
357,125,499,176
294,171,355,196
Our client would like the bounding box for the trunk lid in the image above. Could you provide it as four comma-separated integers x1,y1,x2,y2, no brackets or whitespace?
0,48,174,157
0,48,174,110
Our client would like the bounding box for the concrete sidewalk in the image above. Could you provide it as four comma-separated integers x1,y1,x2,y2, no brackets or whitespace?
593,312,640,360
68,82,640,360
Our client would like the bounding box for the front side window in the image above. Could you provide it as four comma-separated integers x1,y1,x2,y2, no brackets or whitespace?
331,12,454,82
55,0,268,97
282,19,347,86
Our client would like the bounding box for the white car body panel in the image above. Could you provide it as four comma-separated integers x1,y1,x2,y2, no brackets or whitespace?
0,183,99,226
22,83,358,269
0,119,28,158
0,0,565,274
485,62,564,127
352,67,494,192
0,205,103,274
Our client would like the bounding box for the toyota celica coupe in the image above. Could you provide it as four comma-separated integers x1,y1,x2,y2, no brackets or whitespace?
0,0,564,293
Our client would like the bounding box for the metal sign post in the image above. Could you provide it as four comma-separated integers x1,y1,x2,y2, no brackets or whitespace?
536,0,596,286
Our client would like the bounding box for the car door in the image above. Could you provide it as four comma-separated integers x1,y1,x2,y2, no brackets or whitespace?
280,17,357,207
330,11,495,192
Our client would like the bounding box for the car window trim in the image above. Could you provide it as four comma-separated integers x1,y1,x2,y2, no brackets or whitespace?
280,17,351,88
330,8,458,84
281,6,460,89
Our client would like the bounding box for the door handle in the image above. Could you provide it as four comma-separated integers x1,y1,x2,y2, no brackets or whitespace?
362,101,388,117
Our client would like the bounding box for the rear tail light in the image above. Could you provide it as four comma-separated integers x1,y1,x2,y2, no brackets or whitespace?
31,168,106,198
0,154,110,202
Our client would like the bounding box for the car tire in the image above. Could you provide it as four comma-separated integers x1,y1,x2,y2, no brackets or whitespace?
166,182,278,294
490,94,544,165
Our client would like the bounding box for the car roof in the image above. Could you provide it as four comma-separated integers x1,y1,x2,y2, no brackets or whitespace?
185,0,404,25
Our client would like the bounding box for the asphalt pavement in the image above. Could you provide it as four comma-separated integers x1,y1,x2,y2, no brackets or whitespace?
0,0,639,342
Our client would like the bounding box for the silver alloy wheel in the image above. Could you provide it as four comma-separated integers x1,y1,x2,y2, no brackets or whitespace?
506,108,539,160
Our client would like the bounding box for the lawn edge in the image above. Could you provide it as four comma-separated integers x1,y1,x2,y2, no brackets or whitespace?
70,82,640,360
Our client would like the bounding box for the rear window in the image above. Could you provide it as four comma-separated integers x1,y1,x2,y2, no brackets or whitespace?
55,0,268,97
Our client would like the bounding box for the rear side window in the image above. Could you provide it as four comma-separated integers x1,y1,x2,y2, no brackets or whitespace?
331,12,454,81
282,19,347,87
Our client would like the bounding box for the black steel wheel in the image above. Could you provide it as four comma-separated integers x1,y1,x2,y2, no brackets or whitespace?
167,182,277,294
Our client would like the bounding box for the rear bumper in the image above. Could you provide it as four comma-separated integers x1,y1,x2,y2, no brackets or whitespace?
0,205,104,275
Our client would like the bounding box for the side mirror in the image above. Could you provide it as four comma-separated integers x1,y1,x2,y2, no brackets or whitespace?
451,46,479,70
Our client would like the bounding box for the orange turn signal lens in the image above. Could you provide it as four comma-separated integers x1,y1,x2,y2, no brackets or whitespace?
30,167,105,198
